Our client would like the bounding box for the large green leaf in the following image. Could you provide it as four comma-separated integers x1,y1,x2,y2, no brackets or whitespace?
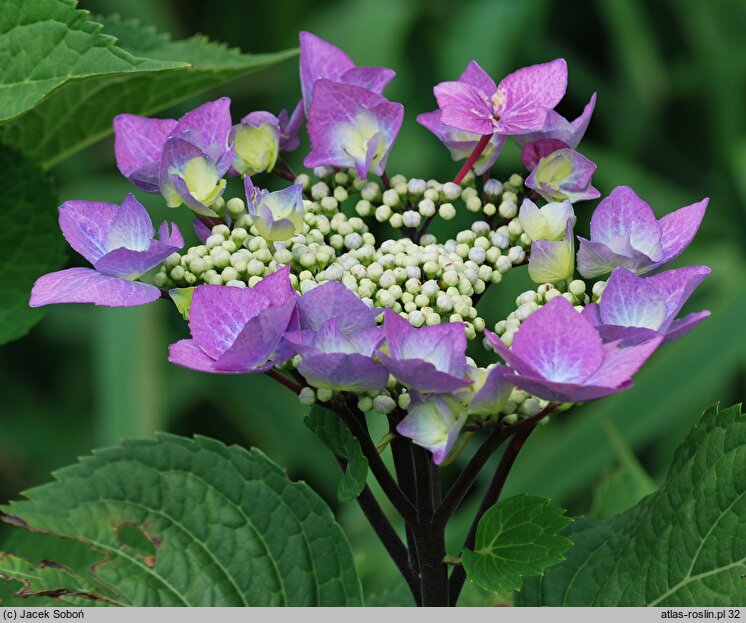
0,434,362,606
0,144,65,346
461,494,573,595
518,403,746,606
0,1,296,167
305,404,369,503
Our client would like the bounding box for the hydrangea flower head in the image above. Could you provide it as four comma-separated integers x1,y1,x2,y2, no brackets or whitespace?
30,194,183,307
486,297,662,402
378,309,472,393
114,98,233,215
525,147,599,203
305,80,404,179
168,266,298,374
245,176,304,242
576,186,709,278
285,281,387,392
582,266,711,345
299,31,395,113
397,395,467,464
432,59,567,137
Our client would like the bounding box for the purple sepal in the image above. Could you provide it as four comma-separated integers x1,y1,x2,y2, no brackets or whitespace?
577,186,708,278
588,266,711,345
278,100,305,152
168,268,297,375
298,281,379,334
485,297,663,403
113,114,177,192
467,366,515,416
525,147,599,203
516,92,597,149
433,59,567,137
298,352,389,392
299,32,395,113
378,353,472,393
193,218,212,244
29,268,161,308
305,80,403,179
396,396,467,464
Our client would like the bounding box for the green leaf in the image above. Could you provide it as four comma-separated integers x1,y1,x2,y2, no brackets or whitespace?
0,2,297,168
461,494,573,595
518,403,746,606
589,420,657,519
0,143,65,346
0,434,362,606
305,404,369,503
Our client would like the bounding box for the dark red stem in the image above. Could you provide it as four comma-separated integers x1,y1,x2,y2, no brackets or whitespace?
453,134,492,185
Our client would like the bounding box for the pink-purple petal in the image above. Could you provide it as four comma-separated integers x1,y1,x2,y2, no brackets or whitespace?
589,186,662,260
298,281,379,334
93,240,180,278
113,114,177,192
585,337,663,388
664,311,711,344
468,366,515,415
645,265,711,328
299,31,355,112
458,60,497,94
252,265,298,306
434,80,494,135
58,200,120,264
105,193,155,252
215,300,297,371
173,97,232,165
188,285,270,360
29,268,160,308
168,339,249,375
655,198,709,267
495,59,567,135
341,66,396,94
378,353,472,393
511,297,605,383
600,268,667,330
298,352,388,392
508,373,633,403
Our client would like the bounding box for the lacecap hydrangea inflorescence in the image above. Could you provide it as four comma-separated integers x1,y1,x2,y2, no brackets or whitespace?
30,31,710,465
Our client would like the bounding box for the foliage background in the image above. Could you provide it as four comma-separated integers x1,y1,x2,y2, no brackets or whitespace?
2,0,745,602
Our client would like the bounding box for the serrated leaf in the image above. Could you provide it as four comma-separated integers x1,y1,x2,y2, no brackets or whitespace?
0,2,297,167
461,494,573,595
0,434,362,606
0,143,65,345
518,403,746,606
305,404,369,503
0,553,114,606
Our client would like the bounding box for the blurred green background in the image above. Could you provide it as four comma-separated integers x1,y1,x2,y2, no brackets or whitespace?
2,0,745,602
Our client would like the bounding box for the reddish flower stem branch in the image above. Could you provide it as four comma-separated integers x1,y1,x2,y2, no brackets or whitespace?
453,133,492,185
381,170,391,190
264,369,303,395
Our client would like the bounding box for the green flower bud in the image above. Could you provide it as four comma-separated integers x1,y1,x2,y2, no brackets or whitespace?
439,202,457,220
361,182,381,202
317,388,333,402
311,182,329,200
373,394,396,414
382,189,400,207
568,279,586,298
389,213,404,229
465,196,482,212
355,200,373,217
357,395,373,412
375,205,392,222
299,387,316,405
226,197,245,218
334,171,350,186
398,392,411,410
